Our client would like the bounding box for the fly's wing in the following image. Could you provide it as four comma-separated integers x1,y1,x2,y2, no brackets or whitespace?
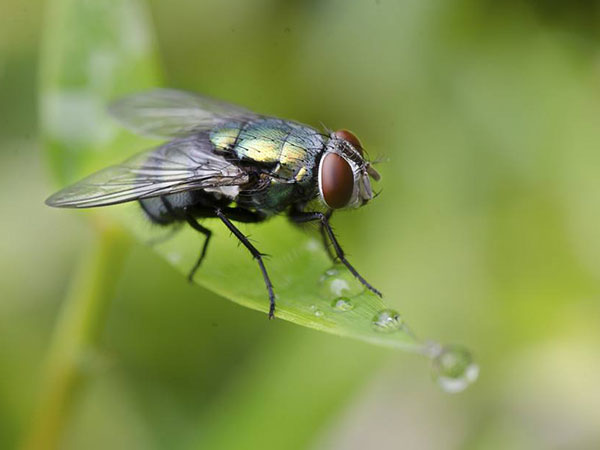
109,88,261,138
45,135,249,208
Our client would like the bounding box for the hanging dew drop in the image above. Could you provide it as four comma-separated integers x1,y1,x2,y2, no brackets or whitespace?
430,345,479,393
372,309,403,332
331,297,354,312
319,265,364,298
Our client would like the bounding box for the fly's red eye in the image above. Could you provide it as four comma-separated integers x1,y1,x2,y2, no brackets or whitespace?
320,153,354,209
333,129,363,155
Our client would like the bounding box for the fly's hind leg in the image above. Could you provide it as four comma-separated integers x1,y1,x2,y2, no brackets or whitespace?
214,208,276,319
157,197,213,282
185,216,212,282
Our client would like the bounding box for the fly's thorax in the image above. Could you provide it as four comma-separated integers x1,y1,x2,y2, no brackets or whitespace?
237,171,318,215
317,130,380,210
209,118,324,185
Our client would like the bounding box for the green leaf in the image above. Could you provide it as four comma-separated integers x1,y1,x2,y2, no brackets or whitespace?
117,202,424,352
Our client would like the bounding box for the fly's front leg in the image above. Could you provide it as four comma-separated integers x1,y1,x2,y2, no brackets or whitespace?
289,210,382,297
215,209,276,319
320,209,336,262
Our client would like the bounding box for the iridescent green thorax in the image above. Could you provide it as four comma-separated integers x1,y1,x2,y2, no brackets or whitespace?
209,118,324,186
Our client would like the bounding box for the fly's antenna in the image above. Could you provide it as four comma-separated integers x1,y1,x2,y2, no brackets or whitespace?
371,154,389,165
319,121,332,136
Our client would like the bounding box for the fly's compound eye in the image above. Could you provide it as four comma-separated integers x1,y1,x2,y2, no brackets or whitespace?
333,129,363,156
320,152,354,209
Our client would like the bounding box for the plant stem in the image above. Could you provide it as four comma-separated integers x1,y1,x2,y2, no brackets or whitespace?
21,224,129,450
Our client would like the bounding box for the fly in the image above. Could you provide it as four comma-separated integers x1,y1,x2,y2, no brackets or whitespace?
46,89,382,319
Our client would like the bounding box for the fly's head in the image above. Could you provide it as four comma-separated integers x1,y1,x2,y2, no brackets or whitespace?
318,129,381,210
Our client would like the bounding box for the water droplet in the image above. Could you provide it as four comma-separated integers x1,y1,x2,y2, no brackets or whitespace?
331,297,354,312
308,305,323,317
308,304,324,317
319,265,364,298
430,345,479,393
372,309,403,332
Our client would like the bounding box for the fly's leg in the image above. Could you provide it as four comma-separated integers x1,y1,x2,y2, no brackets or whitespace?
290,210,382,297
291,205,335,261
215,208,276,319
157,197,213,282
184,216,212,282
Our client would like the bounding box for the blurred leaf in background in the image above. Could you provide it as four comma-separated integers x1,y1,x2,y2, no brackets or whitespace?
1,0,600,449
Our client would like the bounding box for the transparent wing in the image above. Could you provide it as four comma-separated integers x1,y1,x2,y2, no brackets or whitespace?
45,135,249,208
109,88,261,138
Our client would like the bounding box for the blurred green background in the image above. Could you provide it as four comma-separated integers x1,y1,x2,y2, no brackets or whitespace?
2,0,600,449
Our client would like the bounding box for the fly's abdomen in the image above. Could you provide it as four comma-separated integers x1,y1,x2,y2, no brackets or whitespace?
140,189,235,224
139,195,181,225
